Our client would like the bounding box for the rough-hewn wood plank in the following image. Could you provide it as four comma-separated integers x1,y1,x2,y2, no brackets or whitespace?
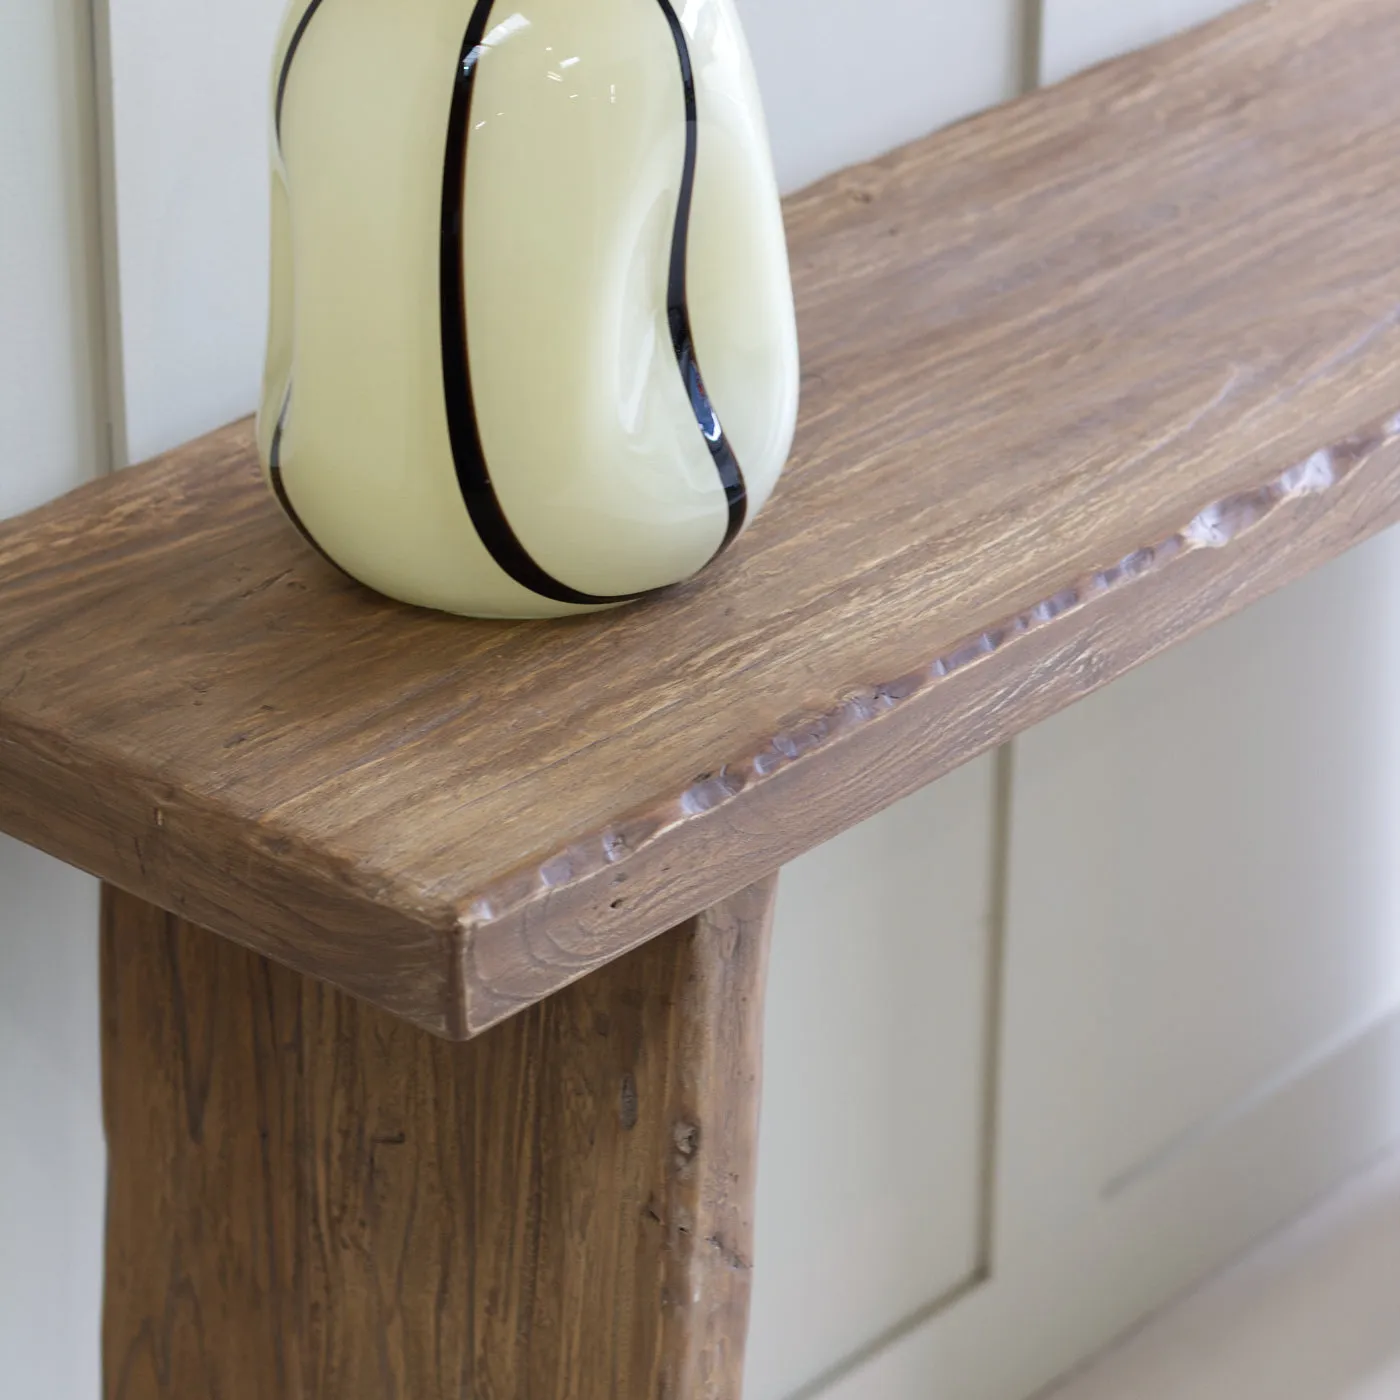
4,0,1400,1035
101,876,775,1400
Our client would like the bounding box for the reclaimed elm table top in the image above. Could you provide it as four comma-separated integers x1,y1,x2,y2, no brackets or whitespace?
2,0,1398,1037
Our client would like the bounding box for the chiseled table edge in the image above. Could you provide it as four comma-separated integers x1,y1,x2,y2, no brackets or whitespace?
457,411,1400,1033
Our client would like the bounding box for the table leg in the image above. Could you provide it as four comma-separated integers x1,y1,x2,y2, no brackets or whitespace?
100,875,778,1399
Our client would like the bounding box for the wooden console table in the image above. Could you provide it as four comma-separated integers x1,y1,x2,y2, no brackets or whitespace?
3,2,1398,1394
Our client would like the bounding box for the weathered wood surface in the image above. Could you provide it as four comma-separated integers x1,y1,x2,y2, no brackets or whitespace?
4,0,1400,1034
102,876,776,1400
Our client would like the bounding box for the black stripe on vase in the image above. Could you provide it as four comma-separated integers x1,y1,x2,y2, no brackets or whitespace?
440,0,750,607
267,0,338,567
269,390,352,573
275,0,330,144
654,0,749,552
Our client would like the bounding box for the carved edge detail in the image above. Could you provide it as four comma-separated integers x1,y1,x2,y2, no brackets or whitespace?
453,410,1400,987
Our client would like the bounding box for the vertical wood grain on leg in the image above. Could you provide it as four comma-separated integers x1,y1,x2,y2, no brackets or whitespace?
101,877,777,1400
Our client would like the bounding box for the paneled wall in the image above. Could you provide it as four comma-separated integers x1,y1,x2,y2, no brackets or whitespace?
0,0,108,506
745,0,1023,191
101,0,286,463
748,759,1007,1399
0,4,109,1396
1039,0,1252,83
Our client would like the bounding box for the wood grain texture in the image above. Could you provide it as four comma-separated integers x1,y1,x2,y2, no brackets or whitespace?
102,876,775,1400
5,0,1400,1035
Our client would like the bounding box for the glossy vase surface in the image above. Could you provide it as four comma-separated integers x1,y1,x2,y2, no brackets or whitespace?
259,0,800,618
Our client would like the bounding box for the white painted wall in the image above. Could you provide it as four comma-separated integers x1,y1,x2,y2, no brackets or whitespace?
0,843,104,1400
748,757,1004,1400
0,0,108,506
822,527,1400,1400
100,0,287,463
0,3,109,1397
1039,0,1253,84
743,0,1023,192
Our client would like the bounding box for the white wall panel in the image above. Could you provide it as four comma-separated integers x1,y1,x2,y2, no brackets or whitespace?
1,0,108,507
795,531,1400,1400
1002,522,1400,1228
1039,0,1252,86
747,758,1002,1400
100,0,286,462
740,0,1023,193
0,4,108,1397
0,839,104,1400
1098,560,1400,1189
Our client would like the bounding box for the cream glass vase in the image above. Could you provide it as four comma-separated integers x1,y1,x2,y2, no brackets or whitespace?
258,0,800,619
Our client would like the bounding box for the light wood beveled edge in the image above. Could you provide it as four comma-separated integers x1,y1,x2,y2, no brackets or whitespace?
456,411,1400,1034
